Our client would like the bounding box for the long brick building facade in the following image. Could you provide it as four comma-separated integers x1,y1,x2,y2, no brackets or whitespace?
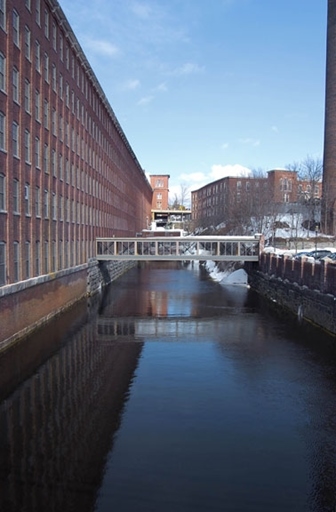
0,0,153,287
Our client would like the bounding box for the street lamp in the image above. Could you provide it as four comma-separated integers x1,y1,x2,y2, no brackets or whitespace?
315,224,318,251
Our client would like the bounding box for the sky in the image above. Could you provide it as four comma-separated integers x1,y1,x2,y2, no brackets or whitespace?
59,0,327,203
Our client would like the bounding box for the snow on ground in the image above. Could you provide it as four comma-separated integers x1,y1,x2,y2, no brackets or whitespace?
205,260,248,286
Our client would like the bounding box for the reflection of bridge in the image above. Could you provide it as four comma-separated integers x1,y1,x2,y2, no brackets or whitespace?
96,235,263,262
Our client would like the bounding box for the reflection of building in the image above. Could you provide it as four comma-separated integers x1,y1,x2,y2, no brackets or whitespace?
191,169,322,223
0,306,143,512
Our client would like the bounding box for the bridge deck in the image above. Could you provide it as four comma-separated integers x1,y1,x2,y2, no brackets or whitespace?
96,235,262,261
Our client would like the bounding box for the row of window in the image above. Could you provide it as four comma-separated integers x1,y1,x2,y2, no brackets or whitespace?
0,1,119,134
0,239,93,286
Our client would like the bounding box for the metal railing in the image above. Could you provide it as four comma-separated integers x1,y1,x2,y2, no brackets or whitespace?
96,235,262,262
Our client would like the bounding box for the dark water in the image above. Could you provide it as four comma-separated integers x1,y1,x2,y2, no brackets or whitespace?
1,263,336,512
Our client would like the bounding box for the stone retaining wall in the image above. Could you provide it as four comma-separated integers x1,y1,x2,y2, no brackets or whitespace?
0,259,136,351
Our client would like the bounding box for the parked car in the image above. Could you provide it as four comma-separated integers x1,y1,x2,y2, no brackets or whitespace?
294,249,333,260
321,252,336,263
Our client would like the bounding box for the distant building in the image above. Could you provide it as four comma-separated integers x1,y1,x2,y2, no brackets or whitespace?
191,169,322,224
149,174,170,210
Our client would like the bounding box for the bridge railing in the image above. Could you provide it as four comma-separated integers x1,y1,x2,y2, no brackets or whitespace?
96,235,263,261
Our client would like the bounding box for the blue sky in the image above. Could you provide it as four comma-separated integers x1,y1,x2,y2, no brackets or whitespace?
59,0,327,201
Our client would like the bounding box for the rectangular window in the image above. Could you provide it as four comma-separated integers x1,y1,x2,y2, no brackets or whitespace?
59,73,63,99
44,53,49,82
52,64,56,91
25,242,30,278
52,22,57,51
24,26,31,60
24,183,30,215
12,122,19,157
52,193,56,220
24,129,31,163
44,189,49,218
35,41,41,72
35,241,40,275
0,52,5,91
13,10,19,47
35,89,40,121
13,179,19,213
51,149,56,176
35,186,40,217
44,9,49,38
36,0,40,26
0,241,5,284
0,112,6,150
0,0,5,30
25,0,31,11
43,144,49,173
24,79,31,112
13,242,19,282
44,241,49,273
52,109,57,135
0,173,5,211
35,137,40,168
43,99,49,128
13,67,19,103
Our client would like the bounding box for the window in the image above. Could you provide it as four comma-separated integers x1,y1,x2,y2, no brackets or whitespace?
35,41,41,72
44,9,49,38
24,79,31,112
52,64,56,91
65,82,69,106
44,241,49,273
35,89,41,121
35,186,40,217
43,144,49,173
59,35,63,61
13,241,19,282
36,0,40,26
25,242,30,278
52,192,56,219
13,179,19,213
12,122,19,157
25,0,31,10
51,241,56,271
13,10,20,47
0,241,6,285
44,189,49,218
51,149,56,176
52,109,57,135
24,183,30,215
43,99,49,128
59,73,63,98
0,52,5,91
13,67,19,103
24,26,31,60
0,173,5,211
44,53,49,82
0,111,6,151
52,22,57,51
24,129,31,163
35,241,40,275
0,0,5,30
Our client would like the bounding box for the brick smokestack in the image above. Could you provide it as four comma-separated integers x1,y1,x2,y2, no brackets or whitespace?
323,0,336,234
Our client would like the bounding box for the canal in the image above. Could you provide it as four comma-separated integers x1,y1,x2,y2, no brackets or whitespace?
1,263,336,512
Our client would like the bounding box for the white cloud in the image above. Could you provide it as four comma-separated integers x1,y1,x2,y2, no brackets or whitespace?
179,172,207,183
239,138,260,147
210,164,252,180
85,38,120,57
125,79,141,90
171,62,204,76
137,95,154,105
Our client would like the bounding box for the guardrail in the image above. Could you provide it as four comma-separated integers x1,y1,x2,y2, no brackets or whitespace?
96,235,263,262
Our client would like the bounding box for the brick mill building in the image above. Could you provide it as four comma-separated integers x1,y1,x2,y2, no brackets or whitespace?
0,0,153,287
191,169,322,224
323,0,336,234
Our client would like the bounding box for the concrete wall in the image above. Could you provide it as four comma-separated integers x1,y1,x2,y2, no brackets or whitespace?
247,254,336,335
0,259,136,351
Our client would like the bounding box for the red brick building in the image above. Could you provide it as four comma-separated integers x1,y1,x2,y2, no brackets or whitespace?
149,174,170,210
191,169,322,224
0,0,152,286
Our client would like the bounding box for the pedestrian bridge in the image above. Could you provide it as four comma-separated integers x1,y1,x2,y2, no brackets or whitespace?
96,235,263,262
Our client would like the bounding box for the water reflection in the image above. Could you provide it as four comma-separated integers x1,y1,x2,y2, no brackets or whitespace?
1,264,336,511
